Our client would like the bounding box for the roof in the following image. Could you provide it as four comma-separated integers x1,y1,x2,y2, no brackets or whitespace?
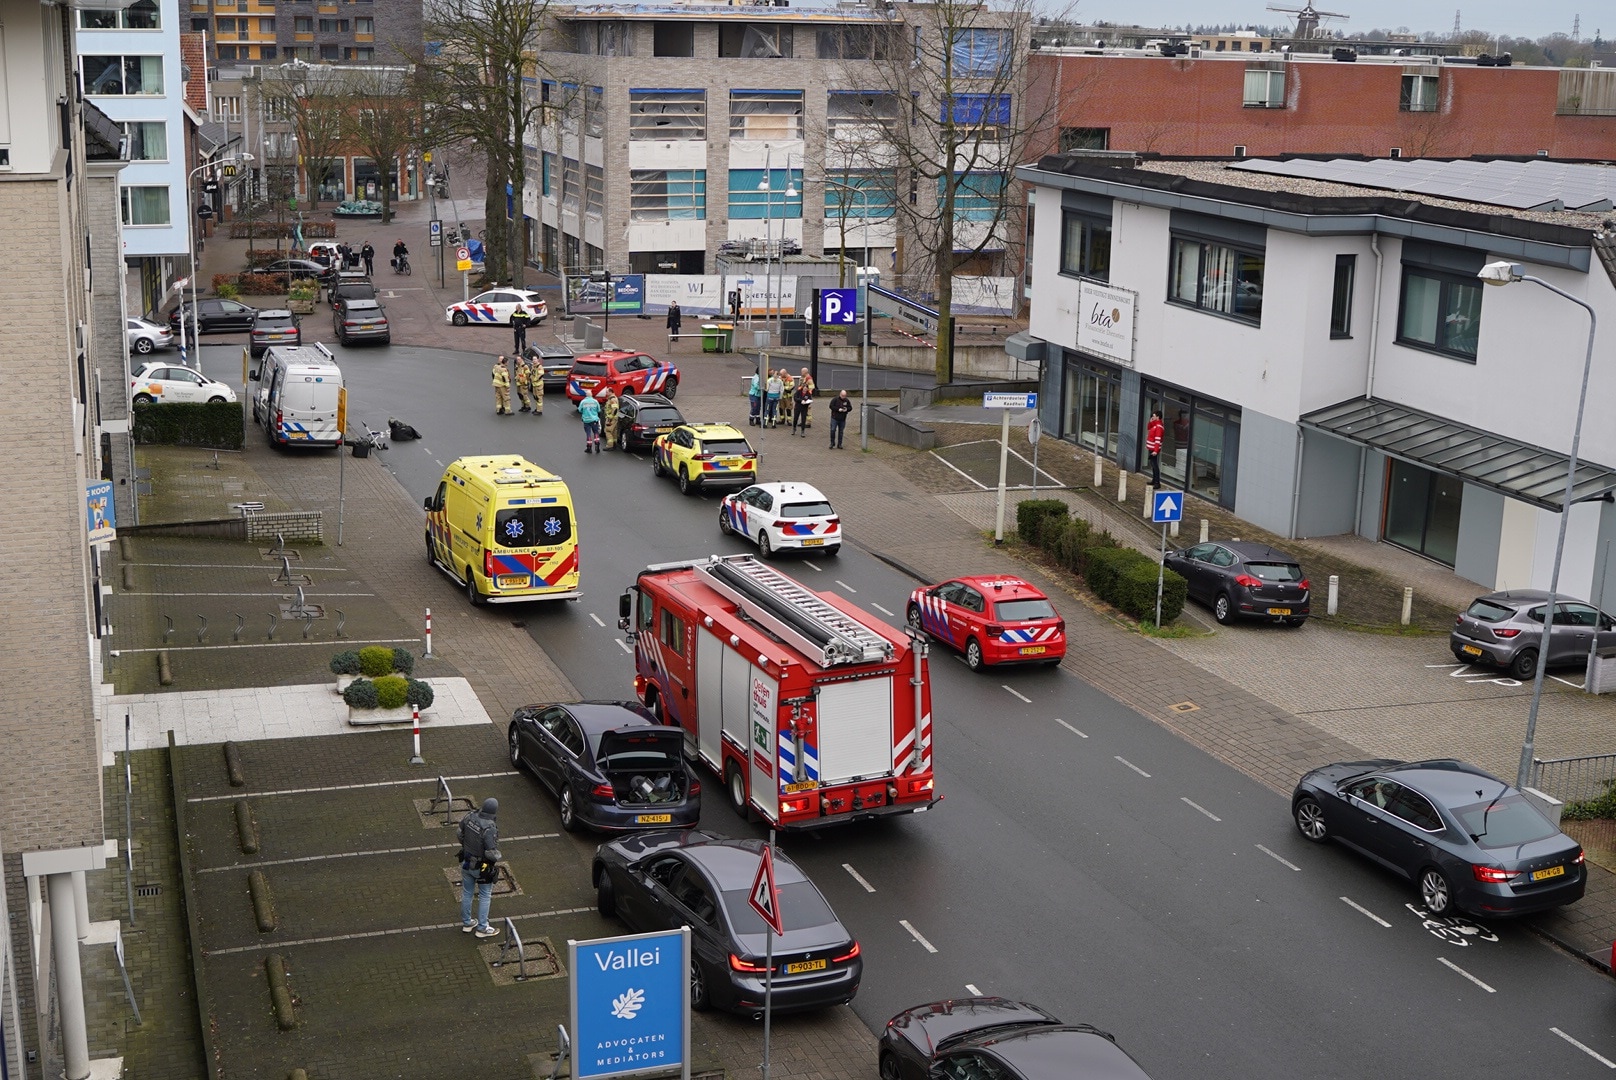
563,701,657,734
1383,760,1507,803
557,2,886,23
984,1027,1151,1080
81,100,125,161
683,838,808,887
1229,157,1616,214
1215,541,1300,562
686,423,746,436
1301,397,1616,512
751,481,830,501
957,575,1047,599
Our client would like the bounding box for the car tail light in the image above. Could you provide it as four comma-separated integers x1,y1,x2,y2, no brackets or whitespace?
986,624,1004,636
826,517,841,526
729,954,770,973
831,942,861,963
632,424,645,432
1298,579,1311,590
779,796,812,814
484,551,496,579
1576,851,1586,865
693,453,714,461
689,779,701,796
776,520,797,528
904,776,933,796
1056,619,1066,635
1494,628,1521,638
1473,865,1513,883
590,782,614,799
1455,615,1465,626
1235,574,1262,588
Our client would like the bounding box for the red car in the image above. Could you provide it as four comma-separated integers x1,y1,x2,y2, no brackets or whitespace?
906,576,1066,670
564,350,679,404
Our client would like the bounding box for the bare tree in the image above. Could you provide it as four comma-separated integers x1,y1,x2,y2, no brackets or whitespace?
817,90,903,288
343,66,417,224
258,62,347,211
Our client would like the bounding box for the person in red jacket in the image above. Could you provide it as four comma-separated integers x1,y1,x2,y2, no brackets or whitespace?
1146,409,1164,487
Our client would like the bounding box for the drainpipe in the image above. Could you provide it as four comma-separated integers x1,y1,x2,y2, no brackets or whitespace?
1288,424,1305,540
1353,234,1386,538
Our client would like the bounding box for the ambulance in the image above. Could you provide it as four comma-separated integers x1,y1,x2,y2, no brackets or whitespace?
423,456,580,605
618,554,938,829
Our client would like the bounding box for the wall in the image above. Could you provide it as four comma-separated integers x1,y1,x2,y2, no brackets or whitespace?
1230,407,1297,535
1453,483,1504,589
1296,430,1362,538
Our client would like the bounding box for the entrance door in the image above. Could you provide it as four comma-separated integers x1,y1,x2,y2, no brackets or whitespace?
1383,460,1463,566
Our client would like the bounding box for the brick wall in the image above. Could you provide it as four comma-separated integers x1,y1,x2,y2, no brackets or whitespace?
86,164,139,528
245,511,324,544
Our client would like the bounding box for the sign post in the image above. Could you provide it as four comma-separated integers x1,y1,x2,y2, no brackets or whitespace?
983,393,1038,545
455,245,472,301
568,928,691,1080
749,833,785,1080
1027,415,1042,495
1151,490,1184,628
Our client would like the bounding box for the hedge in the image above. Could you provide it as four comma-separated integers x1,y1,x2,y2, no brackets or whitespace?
131,402,244,450
1086,547,1187,623
1016,499,1069,545
236,272,289,296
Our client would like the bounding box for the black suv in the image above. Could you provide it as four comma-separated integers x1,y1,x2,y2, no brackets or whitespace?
615,394,684,452
333,298,391,346
169,297,259,339
249,309,302,358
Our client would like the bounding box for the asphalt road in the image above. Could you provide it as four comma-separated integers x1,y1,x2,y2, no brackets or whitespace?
191,337,1616,1079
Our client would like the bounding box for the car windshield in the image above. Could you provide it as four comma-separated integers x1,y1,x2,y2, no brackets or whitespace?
1466,599,1517,622
722,883,837,935
635,408,682,426
256,317,294,328
1246,562,1304,582
592,738,679,770
1451,793,1560,848
701,440,753,456
781,501,833,518
573,362,608,376
995,598,1057,621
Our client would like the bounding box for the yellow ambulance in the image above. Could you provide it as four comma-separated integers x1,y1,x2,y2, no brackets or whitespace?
424,456,580,604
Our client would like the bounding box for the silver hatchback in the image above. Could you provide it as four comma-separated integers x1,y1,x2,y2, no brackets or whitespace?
1450,590,1616,679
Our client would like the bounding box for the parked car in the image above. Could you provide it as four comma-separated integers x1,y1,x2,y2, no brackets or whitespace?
130,361,236,405
1292,758,1586,917
522,343,576,394
615,393,684,452
168,297,259,338
652,423,756,495
907,575,1065,670
446,288,547,327
591,829,861,1015
880,997,1153,1080
249,309,301,358
333,298,390,346
564,350,679,403
1162,540,1310,626
328,276,377,311
507,701,699,832
258,258,328,283
1450,590,1616,679
126,316,173,355
719,481,841,559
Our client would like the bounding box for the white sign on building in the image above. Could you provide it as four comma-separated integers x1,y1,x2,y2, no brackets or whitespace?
1076,280,1136,366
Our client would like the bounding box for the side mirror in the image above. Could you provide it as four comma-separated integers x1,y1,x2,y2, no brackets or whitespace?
619,592,632,620
423,496,434,511
249,366,262,381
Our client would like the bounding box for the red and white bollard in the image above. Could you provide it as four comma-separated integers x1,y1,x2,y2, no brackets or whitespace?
408,703,424,765
423,607,433,658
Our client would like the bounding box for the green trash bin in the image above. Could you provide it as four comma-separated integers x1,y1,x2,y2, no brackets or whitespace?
701,324,720,353
715,322,735,353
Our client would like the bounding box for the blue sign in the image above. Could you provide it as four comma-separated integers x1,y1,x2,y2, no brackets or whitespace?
609,275,646,314
86,480,116,543
820,287,858,325
1152,490,1184,524
982,392,1037,410
570,928,690,1080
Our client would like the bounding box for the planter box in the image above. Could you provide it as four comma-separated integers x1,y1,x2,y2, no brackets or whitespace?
288,298,317,314
347,703,423,726
334,674,357,694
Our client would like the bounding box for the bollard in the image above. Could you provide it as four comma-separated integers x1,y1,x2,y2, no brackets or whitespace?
276,556,295,584
1400,586,1413,626
302,617,312,640
267,613,278,640
163,615,175,644
1327,575,1340,616
1117,471,1128,504
1170,519,1180,539
1092,452,1103,489
408,704,424,765
1196,518,1207,543
424,608,434,658
334,609,346,638
1143,484,1155,520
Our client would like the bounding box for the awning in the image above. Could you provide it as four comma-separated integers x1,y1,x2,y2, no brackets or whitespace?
1300,397,1616,512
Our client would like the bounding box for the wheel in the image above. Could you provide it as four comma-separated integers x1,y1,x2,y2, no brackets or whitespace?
507,724,523,769
451,310,469,326
678,467,695,496
1420,866,1454,916
644,685,665,723
965,638,984,671
134,337,154,355
558,787,582,832
663,376,679,399
689,959,710,1012
596,873,616,917
133,394,155,406
465,567,485,607
907,605,925,637
1294,797,1328,843
718,505,734,536
425,532,436,567
726,763,747,813
617,427,629,452
652,455,667,478
824,545,841,558
879,1052,902,1080
207,396,227,404
757,531,773,559
1509,648,1539,681
1213,593,1235,625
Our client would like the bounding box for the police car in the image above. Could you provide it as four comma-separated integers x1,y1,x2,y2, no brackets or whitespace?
907,576,1066,670
130,361,238,405
718,482,840,559
565,350,679,403
445,288,548,327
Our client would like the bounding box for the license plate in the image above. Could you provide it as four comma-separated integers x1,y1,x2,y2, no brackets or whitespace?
656,426,674,433
1267,608,1292,616
784,959,827,974
801,538,824,547
496,574,529,588
783,780,815,793
1532,865,1566,882
360,324,374,330
719,457,742,467
635,813,672,824
1019,646,1046,655
1462,644,1483,657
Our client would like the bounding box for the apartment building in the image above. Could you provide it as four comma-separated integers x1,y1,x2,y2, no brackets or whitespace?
188,0,418,66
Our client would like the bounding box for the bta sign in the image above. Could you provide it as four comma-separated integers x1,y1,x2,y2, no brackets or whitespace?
570,928,691,1080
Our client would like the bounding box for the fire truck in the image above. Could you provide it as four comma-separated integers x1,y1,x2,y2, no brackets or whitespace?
618,554,938,829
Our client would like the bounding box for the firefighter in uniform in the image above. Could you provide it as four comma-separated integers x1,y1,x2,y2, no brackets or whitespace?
601,387,621,450
797,368,816,428
492,356,512,415
512,352,535,413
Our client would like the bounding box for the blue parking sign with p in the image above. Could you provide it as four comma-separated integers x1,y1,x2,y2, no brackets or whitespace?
570,928,690,1080
820,288,858,325
1152,491,1184,524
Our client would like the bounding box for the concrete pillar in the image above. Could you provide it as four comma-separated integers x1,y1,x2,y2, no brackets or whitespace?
1199,518,1210,543
1117,471,1127,503
1092,452,1103,489
47,873,91,1080
1143,484,1155,519
71,870,90,940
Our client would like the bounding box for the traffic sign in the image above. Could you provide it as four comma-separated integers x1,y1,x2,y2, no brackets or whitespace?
819,287,857,325
455,245,472,272
1152,490,1184,524
422,151,433,164
982,392,1037,410
196,204,214,219
748,846,784,935
429,219,442,248
1027,415,1042,446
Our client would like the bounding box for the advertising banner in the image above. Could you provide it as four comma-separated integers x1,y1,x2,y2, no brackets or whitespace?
86,480,116,544
609,275,645,315
644,275,723,316
1076,280,1137,366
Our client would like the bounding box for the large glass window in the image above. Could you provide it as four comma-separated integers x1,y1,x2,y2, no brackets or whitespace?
1060,210,1111,280
1397,267,1481,360
631,171,706,220
1383,459,1462,566
720,23,793,57
1169,236,1264,324
728,169,803,220
942,172,1005,221
1400,74,1439,112
80,1,159,29
1059,127,1110,151
1330,254,1355,338
122,121,168,161
729,91,803,140
81,55,163,95
827,91,899,139
1062,357,1122,460
941,94,1010,140
949,28,1010,76
561,157,580,211
824,170,896,218
1243,68,1284,108
585,87,605,139
120,186,171,226
585,164,604,216
629,90,705,140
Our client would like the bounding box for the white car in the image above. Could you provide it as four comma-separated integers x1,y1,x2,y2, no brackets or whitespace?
718,481,841,559
130,361,237,405
126,317,173,355
445,288,548,327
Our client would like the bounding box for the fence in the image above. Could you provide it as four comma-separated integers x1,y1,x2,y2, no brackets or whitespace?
1531,752,1616,805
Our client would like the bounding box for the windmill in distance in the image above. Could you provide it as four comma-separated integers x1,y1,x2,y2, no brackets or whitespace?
1267,1,1351,39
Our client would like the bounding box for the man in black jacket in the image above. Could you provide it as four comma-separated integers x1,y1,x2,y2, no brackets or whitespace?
458,797,503,937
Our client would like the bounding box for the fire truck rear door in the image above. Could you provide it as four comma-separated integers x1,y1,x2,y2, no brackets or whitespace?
720,644,750,758
815,676,895,784
694,629,723,764
747,668,779,822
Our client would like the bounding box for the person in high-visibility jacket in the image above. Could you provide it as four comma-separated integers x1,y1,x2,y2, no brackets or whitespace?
601,387,622,450
491,356,512,415
512,353,536,413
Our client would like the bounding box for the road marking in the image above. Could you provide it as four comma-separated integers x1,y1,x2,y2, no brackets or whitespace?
206,906,596,956
802,561,823,572
1551,1028,1616,1069
1054,718,1088,738
1114,756,1151,778
1339,896,1391,927
125,563,352,571
871,603,895,617
190,770,520,803
899,919,938,953
588,612,605,628
121,591,377,597
835,579,857,593
1437,957,1495,993
842,864,876,893
1550,675,1586,689
1180,797,1221,821
434,459,444,467
1257,845,1300,871
965,984,982,995
198,833,560,872
1002,685,1032,703
616,639,633,654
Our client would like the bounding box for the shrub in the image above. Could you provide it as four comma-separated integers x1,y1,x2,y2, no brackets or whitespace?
358,645,395,678
405,678,435,708
374,674,408,709
216,282,241,300
130,402,245,450
342,679,379,709
1016,499,1069,545
211,273,238,291
288,278,319,300
235,272,287,296
245,249,286,269
1085,547,1187,623
390,647,416,676
329,650,362,676
1564,782,1616,821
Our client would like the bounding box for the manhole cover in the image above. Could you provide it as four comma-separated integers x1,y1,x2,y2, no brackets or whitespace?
1168,701,1199,713
481,935,564,985
443,863,522,897
413,797,474,828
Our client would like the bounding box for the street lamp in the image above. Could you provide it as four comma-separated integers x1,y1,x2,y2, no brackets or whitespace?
183,154,254,359
1477,259,1600,791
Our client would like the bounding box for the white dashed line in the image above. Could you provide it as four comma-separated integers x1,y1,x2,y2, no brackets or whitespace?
1437,957,1495,994
616,639,633,654
1002,685,1032,703
1257,845,1300,871
802,561,823,572
899,919,938,953
1339,896,1391,927
842,864,876,893
1180,797,1221,822
871,603,895,617
835,579,857,593
965,984,982,996
1114,756,1151,778
1552,1028,1616,1069
1054,719,1088,738
588,613,605,628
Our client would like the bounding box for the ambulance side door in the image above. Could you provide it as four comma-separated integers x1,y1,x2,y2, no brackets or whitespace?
424,481,449,562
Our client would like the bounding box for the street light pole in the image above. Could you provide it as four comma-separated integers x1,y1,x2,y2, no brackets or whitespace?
1477,261,1600,791
859,183,871,452
184,154,254,361
759,146,772,333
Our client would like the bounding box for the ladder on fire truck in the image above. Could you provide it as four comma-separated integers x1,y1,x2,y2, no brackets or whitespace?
696,554,895,667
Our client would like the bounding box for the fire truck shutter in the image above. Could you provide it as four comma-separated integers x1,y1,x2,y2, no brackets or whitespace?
696,629,725,766
814,677,894,784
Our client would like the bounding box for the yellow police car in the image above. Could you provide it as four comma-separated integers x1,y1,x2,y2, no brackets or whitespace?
652,423,757,496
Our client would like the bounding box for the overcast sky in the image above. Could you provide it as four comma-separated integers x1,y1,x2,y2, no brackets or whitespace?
1074,2,1593,41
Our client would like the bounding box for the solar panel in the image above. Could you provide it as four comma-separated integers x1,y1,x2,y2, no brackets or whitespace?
1228,157,1616,213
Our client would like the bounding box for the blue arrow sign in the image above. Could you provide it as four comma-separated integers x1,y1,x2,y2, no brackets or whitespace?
820,288,858,325
1152,490,1184,524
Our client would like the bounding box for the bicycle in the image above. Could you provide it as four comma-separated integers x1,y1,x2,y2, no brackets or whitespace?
392,254,412,276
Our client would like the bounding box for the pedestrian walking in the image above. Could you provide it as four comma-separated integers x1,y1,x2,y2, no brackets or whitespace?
666,301,683,344
601,388,621,450
492,356,513,415
790,374,813,436
578,388,602,453
513,352,535,413
747,370,762,426
360,241,375,277
458,797,502,938
829,390,852,449
510,306,532,352
764,369,784,428
1146,409,1164,487
797,368,815,429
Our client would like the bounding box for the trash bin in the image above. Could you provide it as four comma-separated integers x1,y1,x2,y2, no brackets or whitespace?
701,324,721,353
715,322,735,353
781,317,808,347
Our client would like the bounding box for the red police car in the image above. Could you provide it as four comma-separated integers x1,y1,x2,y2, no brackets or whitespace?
907,576,1066,670
564,350,680,404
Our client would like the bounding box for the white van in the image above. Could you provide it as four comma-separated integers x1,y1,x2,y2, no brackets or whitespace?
250,343,345,448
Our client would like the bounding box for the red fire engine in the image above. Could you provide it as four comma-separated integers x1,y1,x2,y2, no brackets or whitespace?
618,554,938,829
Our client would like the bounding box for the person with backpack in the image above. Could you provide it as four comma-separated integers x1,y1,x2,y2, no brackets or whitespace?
458,798,503,938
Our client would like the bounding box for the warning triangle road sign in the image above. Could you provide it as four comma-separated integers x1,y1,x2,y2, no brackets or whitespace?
748,845,784,935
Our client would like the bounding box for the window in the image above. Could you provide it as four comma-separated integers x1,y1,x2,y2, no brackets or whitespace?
259,17,275,33
949,28,1010,76
494,506,572,548
1387,789,1444,832
1059,210,1111,280
317,18,348,31
827,92,899,138
941,93,1010,140
561,157,580,211
719,24,792,58
80,1,160,29
729,91,803,140
824,170,896,219
584,86,604,139
1398,268,1481,359
941,172,1005,221
81,55,164,95
630,170,706,220
192,18,209,31
216,16,235,31
319,44,339,59
585,164,604,216
817,27,885,59
1243,67,1284,108
728,169,802,220
1022,193,1034,292
1059,127,1109,151
215,96,241,121
294,16,311,30
122,121,168,161
120,186,171,226
217,45,238,60
541,152,554,197
659,608,685,656
1169,237,1264,323
1330,254,1355,338
354,16,373,32
630,90,705,140
653,21,695,57
1400,73,1439,112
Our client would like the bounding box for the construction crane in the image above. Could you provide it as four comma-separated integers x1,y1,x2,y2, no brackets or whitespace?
1267,2,1351,39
